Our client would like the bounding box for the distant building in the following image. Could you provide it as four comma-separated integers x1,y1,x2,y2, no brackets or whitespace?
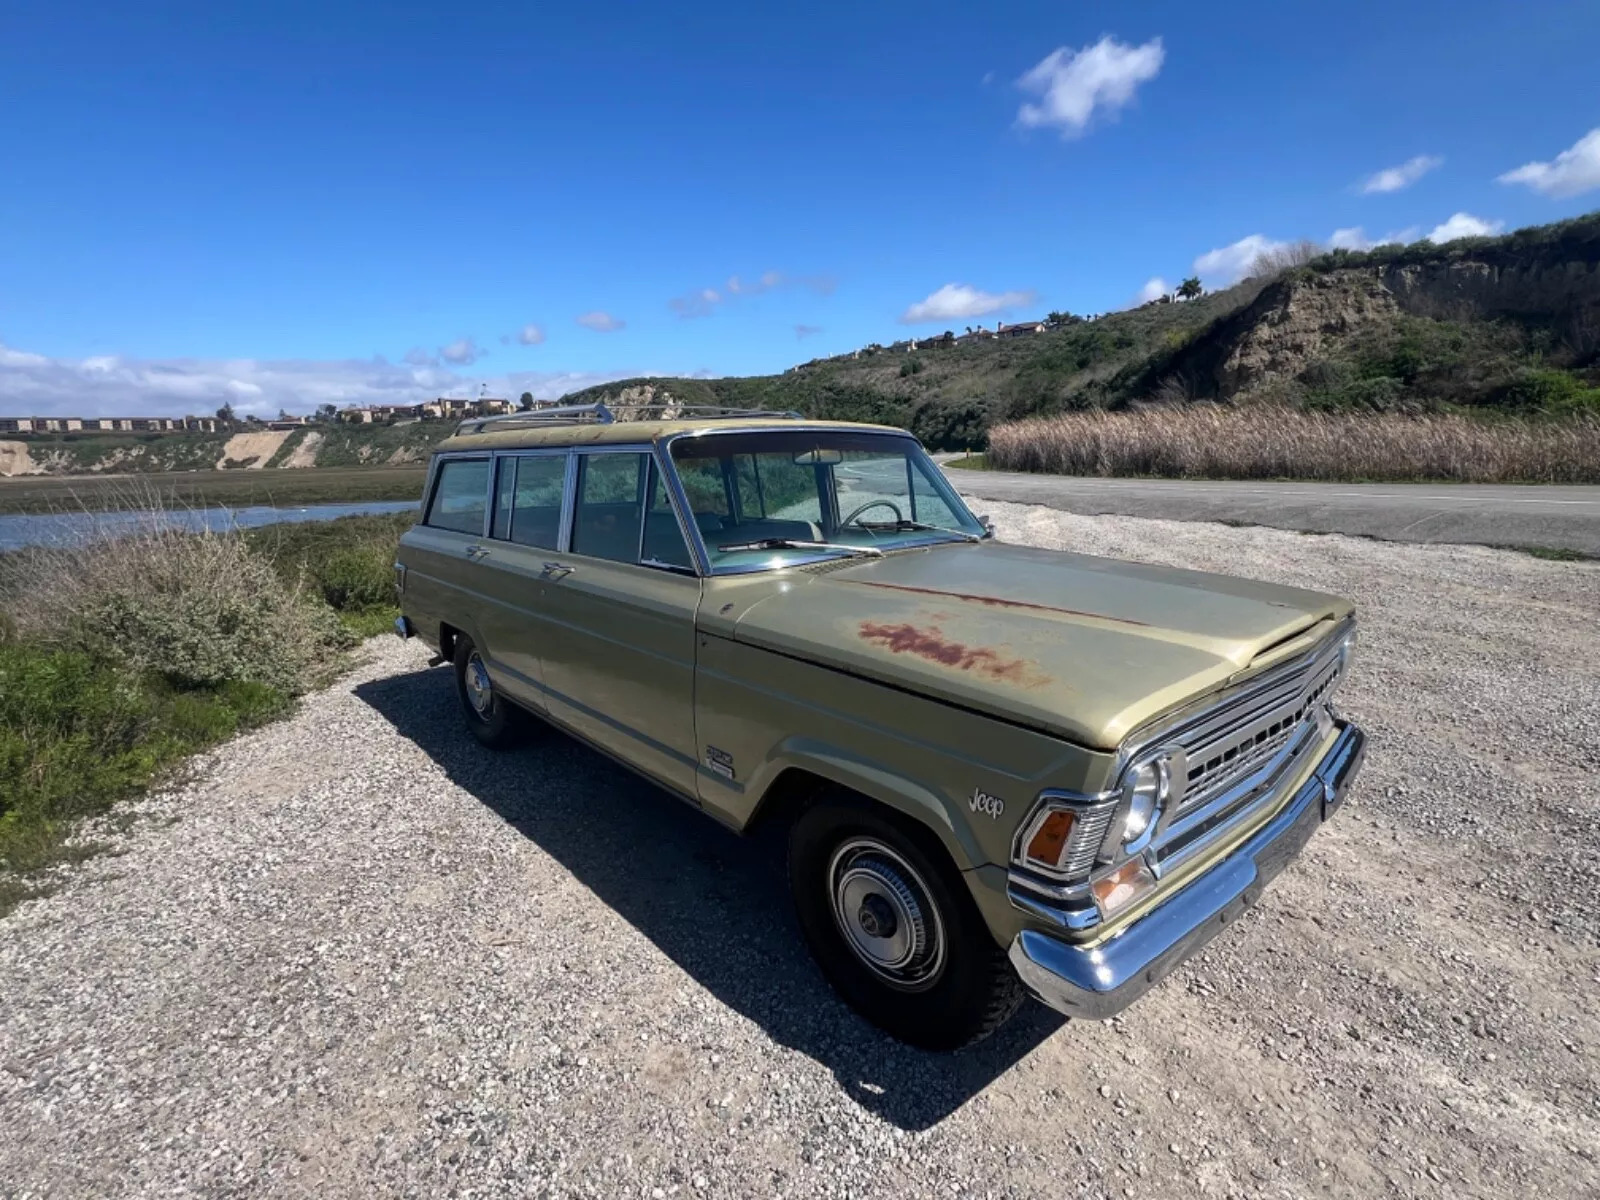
996,321,1046,339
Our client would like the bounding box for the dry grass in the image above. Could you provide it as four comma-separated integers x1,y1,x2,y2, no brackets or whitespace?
986,407,1600,483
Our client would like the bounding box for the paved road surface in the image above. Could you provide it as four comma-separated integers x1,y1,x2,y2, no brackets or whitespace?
944,468,1600,555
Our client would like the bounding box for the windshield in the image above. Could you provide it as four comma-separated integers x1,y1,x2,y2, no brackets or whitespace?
667,430,984,573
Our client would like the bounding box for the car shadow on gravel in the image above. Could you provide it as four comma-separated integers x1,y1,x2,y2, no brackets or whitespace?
356,665,1063,1132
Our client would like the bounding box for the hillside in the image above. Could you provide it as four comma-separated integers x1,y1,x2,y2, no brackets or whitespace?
567,210,1600,446
0,420,456,477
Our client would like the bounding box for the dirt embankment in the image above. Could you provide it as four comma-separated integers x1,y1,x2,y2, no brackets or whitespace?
0,441,40,476
215,431,291,469
279,430,324,468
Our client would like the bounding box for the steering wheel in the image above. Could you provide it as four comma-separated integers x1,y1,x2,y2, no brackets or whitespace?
840,499,905,529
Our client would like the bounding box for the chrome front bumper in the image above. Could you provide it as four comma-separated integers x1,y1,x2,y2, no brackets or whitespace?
1008,721,1365,1020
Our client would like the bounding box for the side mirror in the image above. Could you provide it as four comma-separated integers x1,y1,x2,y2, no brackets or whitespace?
978,515,996,539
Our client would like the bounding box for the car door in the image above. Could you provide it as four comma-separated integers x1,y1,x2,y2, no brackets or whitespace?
398,454,499,658
467,449,572,713
537,446,703,797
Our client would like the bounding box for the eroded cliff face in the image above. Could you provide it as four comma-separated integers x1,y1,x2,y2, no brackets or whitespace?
1200,254,1600,400
1216,273,1401,398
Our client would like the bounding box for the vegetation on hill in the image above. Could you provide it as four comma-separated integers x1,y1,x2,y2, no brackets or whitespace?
566,210,1600,449
0,511,409,915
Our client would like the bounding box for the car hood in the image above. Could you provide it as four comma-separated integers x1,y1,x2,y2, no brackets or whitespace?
725,541,1352,750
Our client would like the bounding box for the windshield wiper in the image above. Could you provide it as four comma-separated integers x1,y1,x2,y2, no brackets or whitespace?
716,537,883,558
858,520,981,543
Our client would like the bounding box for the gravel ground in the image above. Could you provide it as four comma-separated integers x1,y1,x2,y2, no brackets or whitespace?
3,505,1598,1199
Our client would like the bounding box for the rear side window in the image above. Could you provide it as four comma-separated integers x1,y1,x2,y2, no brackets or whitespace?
508,456,567,550
425,459,490,535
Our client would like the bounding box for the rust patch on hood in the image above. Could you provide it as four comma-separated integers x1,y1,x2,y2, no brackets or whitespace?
858,621,1049,687
852,580,1151,628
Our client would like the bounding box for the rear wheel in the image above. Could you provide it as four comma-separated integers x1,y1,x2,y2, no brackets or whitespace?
453,635,519,748
788,796,1023,1050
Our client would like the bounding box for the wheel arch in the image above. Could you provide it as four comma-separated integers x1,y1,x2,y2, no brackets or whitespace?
744,748,985,872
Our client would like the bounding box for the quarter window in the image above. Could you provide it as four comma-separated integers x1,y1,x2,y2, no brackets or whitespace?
425,459,490,535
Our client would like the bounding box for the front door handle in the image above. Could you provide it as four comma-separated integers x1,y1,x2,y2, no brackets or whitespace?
542,561,574,577
465,544,491,560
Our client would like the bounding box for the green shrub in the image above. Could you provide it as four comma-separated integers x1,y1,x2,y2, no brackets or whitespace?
0,642,289,883
1500,368,1600,414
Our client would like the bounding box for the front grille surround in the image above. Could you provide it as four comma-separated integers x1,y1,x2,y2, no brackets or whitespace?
1008,617,1355,929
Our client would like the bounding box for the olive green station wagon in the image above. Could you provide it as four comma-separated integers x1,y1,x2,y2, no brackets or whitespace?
394,403,1366,1049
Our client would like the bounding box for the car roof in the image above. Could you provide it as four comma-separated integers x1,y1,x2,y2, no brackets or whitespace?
436,415,912,454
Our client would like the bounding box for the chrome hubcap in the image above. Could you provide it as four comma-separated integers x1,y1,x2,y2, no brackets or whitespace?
465,653,493,717
828,838,946,990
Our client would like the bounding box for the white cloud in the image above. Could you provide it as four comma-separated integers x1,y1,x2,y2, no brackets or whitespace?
1497,128,1600,198
1134,277,1169,304
669,288,723,319
900,283,1037,324
1192,235,1289,285
1016,35,1164,138
0,338,642,419
668,270,835,319
1329,227,1372,250
794,324,823,340
1424,212,1503,243
1360,154,1443,194
514,323,546,346
438,337,484,365
576,311,625,332
402,346,436,367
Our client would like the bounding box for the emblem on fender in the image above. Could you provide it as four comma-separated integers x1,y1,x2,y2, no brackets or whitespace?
969,788,1005,819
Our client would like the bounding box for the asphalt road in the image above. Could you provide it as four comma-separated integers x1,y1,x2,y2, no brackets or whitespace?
944,468,1600,556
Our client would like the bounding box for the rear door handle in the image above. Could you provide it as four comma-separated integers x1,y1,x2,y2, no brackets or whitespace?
465,544,491,560
542,561,574,576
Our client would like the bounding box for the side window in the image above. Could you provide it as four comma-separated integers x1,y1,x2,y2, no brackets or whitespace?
571,453,648,563
508,456,567,550
425,459,490,535
642,460,693,570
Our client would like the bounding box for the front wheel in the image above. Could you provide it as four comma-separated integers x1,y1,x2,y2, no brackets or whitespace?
453,635,519,748
788,797,1023,1050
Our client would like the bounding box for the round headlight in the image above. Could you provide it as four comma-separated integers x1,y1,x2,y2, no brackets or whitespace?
1120,756,1169,848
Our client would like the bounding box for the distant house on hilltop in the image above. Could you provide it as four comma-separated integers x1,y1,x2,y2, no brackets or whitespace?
996,320,1046,339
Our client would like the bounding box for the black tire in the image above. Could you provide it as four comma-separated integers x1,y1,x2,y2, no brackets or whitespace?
788,795,1023,1050
452,635,519,749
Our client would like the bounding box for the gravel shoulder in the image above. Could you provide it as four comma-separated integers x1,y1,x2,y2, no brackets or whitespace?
3,505,1598,1198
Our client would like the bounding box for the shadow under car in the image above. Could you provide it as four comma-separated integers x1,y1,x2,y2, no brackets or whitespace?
354,663,1063,1132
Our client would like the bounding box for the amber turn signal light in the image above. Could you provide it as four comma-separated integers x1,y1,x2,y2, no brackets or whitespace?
1091,857,1156,917
1024,809,1077,869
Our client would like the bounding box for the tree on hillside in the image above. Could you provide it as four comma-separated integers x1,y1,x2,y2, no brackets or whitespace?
215,402,236,426
315,403,338,422
518,392,535,410
1178,277,1204,301
964,326,973,335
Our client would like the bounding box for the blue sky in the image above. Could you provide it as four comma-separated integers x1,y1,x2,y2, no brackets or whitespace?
2,0,1598,416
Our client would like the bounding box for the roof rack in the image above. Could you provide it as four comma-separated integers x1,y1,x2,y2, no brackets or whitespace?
454,402,804,436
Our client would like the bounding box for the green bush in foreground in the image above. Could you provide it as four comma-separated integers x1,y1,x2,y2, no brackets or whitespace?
0,511,413,914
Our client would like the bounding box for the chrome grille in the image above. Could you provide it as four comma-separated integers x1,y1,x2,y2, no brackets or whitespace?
1174,661,1341,816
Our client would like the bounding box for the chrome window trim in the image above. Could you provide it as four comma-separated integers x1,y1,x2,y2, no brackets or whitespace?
657,426,984,576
